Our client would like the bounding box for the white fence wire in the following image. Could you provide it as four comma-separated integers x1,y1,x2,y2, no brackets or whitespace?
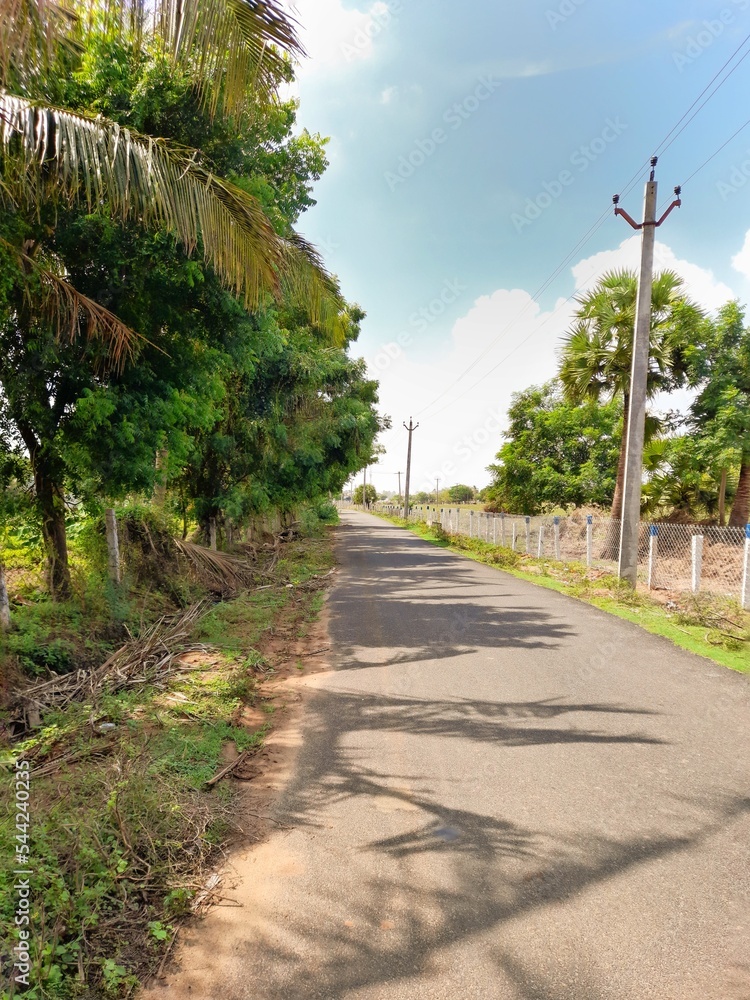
350,504,750,607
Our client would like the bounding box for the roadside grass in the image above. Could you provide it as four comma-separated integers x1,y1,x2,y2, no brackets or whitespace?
0,528,336,999
378,514,750,674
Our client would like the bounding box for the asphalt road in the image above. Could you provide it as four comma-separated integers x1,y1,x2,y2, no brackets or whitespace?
157,511,750,999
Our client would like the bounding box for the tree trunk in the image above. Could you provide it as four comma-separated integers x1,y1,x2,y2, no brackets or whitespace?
0,562,10,631
35,465,71,600
209,517,217,551
718,468,728,527
105,509,121,585
601,394,629,559
154,448,169,507
728,457,750,527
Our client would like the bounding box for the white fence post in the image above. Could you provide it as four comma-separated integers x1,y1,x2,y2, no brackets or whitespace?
469,511,474,538
553,516,561,561
742,525,750,609
537,523,544,557
511,521,517,551
525,516,531,554
647,525,658,589
586,515,593,567
493,516,497,545
500,514,506,547
486,515,490,542
691,534,704,594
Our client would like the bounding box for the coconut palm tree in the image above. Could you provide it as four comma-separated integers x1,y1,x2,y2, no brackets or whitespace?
0,0,335,349
559,269,703,524
0,0,341,597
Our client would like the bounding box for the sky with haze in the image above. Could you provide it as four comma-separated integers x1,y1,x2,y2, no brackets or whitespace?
284,0,750,496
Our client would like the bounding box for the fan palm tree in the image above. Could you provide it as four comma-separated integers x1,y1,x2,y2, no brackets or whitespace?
559,269,703,526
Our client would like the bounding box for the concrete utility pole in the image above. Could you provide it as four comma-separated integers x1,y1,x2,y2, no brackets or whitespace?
613,157,682,585
403,418,419,518
396,471,402,498
362,465,367,508
435,478,440,505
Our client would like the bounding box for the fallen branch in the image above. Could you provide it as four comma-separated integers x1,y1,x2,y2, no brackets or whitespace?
204,747,257,788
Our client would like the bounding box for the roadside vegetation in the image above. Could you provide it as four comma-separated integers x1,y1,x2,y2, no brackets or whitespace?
0,3,380,997
483,276,750,528
379,514,750,674
0,507,337,998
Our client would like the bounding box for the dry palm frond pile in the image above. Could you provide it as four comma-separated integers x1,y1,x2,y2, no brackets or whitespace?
10,600,211,732
174,539,256,594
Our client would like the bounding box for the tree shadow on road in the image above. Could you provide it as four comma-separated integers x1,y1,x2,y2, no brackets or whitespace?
238,793,750,1000
212,516,749,999
329,523,578,665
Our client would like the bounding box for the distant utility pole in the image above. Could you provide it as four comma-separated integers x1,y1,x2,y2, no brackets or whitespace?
362,465,367,509
435,478,440,505
613,156,682,585
396,471,402,498
403,418,419,518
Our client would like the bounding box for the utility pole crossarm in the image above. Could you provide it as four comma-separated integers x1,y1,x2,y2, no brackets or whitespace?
614,191,681,230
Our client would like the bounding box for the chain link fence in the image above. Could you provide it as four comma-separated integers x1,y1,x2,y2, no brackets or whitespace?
350,503,750,607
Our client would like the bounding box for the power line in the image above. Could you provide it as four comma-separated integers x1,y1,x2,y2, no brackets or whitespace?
428,105,750,421
681,114,750,187
416,205,613,417
655,31,750,158
415,34,750,420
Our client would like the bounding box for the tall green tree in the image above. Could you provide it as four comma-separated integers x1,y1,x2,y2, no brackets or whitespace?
686,301,750,526
0,18,339,597
447,484,475,503
640,435,732,522
559,269,703,520
175,302,384,537
0,0,331,325
485,381,621,515
353,484,378,506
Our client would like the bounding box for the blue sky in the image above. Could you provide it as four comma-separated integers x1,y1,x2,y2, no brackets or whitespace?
286,0,750,495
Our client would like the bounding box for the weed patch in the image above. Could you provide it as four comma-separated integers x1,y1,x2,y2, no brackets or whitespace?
0,526,337,998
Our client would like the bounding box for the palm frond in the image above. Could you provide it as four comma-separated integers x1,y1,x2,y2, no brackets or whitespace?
95,0,303,117
0,0,78,89
2,237,142,369
0,95,338,313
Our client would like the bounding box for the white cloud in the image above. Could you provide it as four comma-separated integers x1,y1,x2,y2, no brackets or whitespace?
379,85,398,104
364,239,736,496
286,0,398,81
572,235,734,312
731,229,750,284
365,289,574,495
